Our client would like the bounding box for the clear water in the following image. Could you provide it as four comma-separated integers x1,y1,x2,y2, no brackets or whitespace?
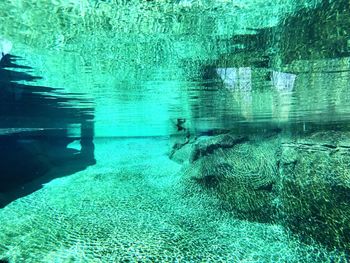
0,0,350,262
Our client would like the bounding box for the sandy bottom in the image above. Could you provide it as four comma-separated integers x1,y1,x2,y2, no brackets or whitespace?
0,138,345,262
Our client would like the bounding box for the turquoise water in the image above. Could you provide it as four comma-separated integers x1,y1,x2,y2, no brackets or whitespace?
0,0,350,262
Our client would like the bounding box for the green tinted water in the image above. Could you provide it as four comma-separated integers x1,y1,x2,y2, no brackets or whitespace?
1,0,342,136
0,0,350,262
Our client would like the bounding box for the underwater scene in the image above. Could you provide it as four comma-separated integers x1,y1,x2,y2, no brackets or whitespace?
1,0,350,262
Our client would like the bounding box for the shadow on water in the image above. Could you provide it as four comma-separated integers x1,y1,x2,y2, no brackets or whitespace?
0,54,96,208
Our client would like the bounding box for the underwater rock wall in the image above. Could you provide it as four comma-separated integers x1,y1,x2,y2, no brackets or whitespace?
170,131,280,223
170,130,350,251
278,131,350,251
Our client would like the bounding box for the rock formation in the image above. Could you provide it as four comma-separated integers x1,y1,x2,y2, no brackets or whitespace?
170,130,350,252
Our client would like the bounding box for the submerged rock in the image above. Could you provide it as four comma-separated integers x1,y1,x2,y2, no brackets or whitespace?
174,130,350,252
189,133,248,162
168,134,194,164
278,131,350,251
177,132,280,222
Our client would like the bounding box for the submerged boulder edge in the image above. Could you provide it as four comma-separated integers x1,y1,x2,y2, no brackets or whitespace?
170,130,350,252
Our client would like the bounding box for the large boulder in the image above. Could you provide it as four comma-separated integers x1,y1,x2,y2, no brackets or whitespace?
181,132,280,222
174,129,350,252
278,131,350,251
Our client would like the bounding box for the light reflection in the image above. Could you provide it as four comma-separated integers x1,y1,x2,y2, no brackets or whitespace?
216,67,252,92
272,71,296,92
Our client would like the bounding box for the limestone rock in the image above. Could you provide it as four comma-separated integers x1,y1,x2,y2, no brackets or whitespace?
184,133,280,222
278,131,350,251
190,133,248,162
169,141,193,164
178,129,350,252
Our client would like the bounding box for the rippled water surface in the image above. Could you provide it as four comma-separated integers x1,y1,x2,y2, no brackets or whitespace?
2,0,348,136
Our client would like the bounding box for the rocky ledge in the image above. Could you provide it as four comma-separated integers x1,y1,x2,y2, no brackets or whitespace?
169,130,350,252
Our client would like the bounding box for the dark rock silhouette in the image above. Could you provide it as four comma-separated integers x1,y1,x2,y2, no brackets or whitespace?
0,54,96,208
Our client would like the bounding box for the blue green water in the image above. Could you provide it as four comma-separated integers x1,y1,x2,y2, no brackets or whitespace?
0,0,350,262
